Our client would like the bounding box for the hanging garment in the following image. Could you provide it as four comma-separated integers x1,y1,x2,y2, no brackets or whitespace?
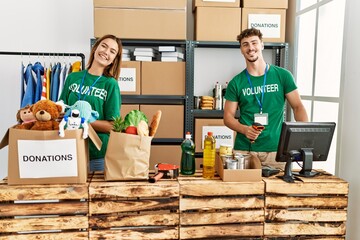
46,67,51,99
32,62,44,102
41,68,48,100
21,63,36,108
50,62,61,101
58,63,67,100
49,63,57,101
20,63,25,107
72,61,81,72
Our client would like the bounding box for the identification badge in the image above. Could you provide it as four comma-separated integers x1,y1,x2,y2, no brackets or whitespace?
254,113,268,126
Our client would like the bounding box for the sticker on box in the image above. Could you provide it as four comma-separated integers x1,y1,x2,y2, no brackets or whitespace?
17,139,78,178
248,14,282,38
119,68,137,92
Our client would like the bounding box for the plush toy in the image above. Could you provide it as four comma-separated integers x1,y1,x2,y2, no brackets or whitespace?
30,100,62,131
59,100,99,139
14,104,36,129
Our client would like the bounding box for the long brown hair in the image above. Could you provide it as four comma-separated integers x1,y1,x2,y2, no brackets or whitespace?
87,34,123,79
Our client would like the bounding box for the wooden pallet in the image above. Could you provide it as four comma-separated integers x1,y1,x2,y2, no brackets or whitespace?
178,172,265,239
0,177,89,240
88,172,179,240
263,171,349,240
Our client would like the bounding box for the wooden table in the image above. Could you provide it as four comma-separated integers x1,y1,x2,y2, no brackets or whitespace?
263,170,349,240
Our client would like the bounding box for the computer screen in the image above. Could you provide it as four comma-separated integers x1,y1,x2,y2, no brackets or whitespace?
275,122,336,183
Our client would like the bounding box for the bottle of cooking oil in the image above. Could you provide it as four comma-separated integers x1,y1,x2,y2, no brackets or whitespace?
203,131,216,179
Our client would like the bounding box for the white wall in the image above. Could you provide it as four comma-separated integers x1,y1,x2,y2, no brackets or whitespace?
0,0,93,179
340,0,360,239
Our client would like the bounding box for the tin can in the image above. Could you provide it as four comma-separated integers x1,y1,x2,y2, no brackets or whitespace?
225,159,238,169
234,153,245,169
219,144,232,156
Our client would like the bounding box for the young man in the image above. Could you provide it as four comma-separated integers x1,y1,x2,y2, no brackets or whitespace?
223,28,308,168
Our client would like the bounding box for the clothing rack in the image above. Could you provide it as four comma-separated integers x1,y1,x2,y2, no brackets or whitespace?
0,51,86,70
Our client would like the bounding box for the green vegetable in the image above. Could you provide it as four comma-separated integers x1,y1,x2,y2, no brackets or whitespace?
112,116,125,132
123,110,148,129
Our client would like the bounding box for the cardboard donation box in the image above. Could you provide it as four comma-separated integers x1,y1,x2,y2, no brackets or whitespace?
0,126,101,185
94,0,187,40
242,8,286,42
194,118,235,152
216,154,261,182
195,7,241,42
193,0,240,9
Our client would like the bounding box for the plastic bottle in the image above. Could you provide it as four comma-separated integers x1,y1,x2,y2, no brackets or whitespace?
181,132,196,175
222,82,228,109
213,82,222,110
203,131,216,179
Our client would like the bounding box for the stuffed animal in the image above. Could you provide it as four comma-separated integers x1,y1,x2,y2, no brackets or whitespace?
30,100,62,131
14,104,36,129
59,100,99,139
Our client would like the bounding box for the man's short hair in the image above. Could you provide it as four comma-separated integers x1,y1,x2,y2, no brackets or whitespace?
237,28,263,43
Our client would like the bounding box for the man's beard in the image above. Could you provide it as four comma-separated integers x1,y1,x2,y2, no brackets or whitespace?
247,56,259,63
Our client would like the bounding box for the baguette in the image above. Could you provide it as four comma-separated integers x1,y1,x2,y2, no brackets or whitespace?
149,110,162,137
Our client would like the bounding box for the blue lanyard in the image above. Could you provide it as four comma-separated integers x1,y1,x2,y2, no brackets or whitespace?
245,64,268,114
78,70,102,100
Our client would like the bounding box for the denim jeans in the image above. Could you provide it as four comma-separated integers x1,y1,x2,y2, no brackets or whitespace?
90,158,104,172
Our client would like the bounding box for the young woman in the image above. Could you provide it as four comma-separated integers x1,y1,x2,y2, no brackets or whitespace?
59,34,122,171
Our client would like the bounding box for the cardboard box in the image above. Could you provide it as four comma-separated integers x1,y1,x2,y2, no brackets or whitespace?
0,126,101,185
216,154,261,182
194,118,235,152
119,61,141,95
120,104,139,118
242,8,286,43
193,0,240,10
140,105,184,139
94,0,187,40
195,7,241,42
141,62,185,95
241,0,288,9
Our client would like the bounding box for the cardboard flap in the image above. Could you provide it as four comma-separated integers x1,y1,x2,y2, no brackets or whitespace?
88,125,102,150
0,129,9,149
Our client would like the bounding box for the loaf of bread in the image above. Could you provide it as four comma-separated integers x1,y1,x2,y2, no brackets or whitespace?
149,110,162,137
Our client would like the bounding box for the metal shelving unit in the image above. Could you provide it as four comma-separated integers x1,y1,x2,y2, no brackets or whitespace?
185,41,289,135
92,39,289,144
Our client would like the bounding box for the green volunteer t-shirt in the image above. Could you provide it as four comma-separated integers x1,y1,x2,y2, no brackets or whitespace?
59,70,121,159
225,65,297,152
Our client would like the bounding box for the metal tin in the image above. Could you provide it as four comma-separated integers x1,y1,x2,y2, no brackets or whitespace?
225,159,238,169
219,144,232,156
234,153,245,169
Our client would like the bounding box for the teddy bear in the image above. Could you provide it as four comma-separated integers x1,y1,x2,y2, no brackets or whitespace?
58,100,99,139
30,100,63,131
14,104,36,129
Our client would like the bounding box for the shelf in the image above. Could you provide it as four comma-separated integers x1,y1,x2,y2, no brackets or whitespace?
192,41,288,49
151,138,184,144
122,95,186,105
192,109,240,118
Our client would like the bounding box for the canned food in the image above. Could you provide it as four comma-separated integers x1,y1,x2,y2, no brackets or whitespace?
225,159,238,169
219,144,233,156
221,155,233,168
234,154,245,169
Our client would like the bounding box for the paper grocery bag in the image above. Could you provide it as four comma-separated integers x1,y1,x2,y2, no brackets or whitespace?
104,131,152,181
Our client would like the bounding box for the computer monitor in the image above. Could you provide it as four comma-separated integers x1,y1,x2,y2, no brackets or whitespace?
276,122,336,183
